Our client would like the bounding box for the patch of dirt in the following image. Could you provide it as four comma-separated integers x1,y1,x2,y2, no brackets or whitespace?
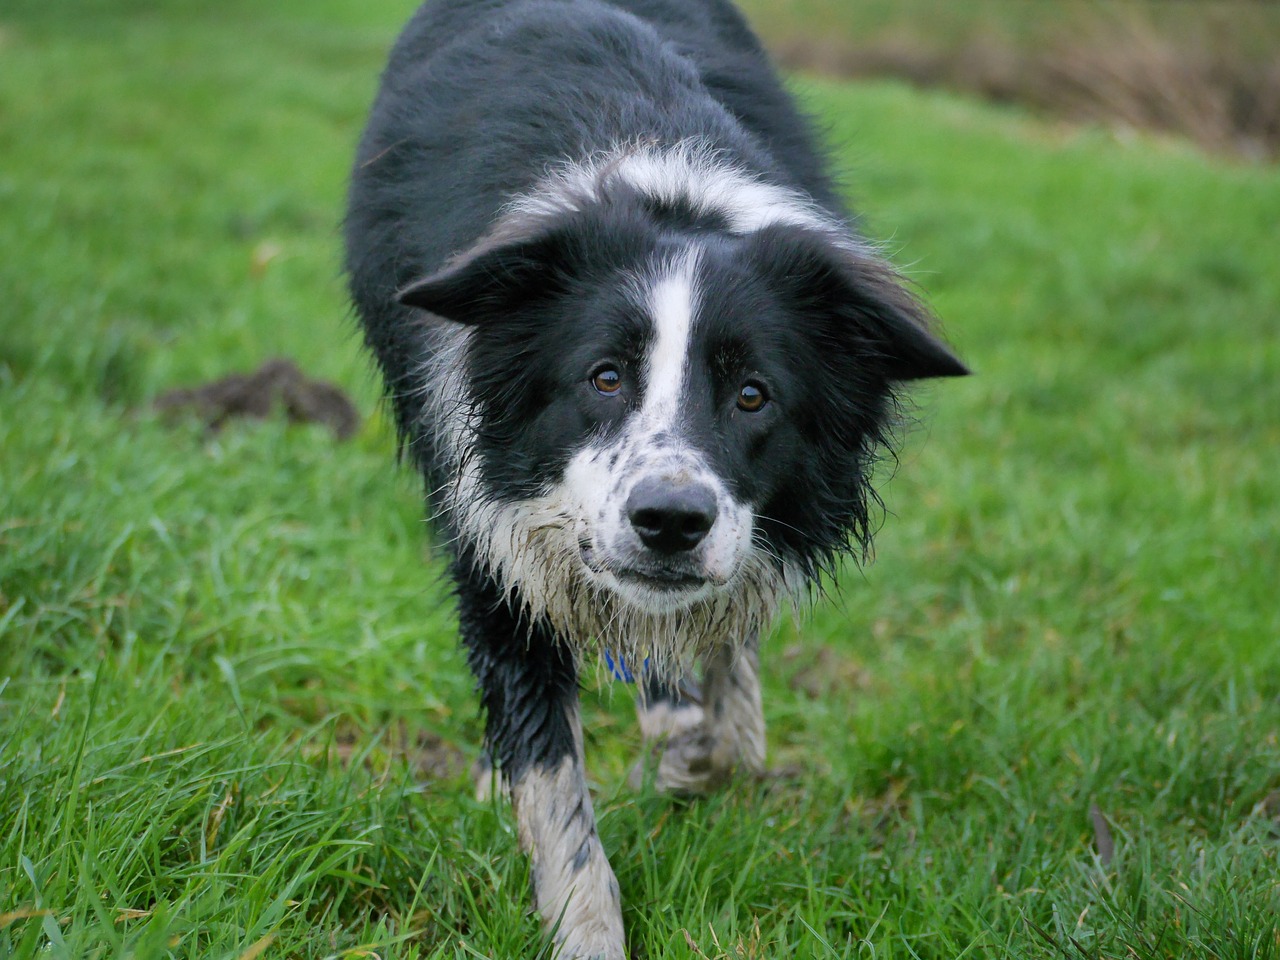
781,643,873,700
154,357,360,440
317,722,470,783
408,732,471,782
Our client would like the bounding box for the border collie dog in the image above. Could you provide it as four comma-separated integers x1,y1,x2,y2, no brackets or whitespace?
346,0,965,955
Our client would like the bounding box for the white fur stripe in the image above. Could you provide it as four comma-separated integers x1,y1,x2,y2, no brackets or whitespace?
609,142,825,234
507,139,866,246
641,249,701,431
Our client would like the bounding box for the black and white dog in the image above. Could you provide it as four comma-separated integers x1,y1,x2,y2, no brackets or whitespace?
346,0,965,955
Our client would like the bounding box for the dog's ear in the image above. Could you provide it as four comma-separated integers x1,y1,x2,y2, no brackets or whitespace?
396,230,565,323
850,269,969,381
751,225,968,381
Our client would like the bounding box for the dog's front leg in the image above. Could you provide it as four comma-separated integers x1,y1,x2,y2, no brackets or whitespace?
457,565,626,960
636,641,765,795
511,719,625,960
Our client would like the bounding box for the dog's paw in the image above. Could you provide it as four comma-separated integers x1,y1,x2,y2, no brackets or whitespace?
630,725,727,796
632,712,767,795
629,696,708,791
554,933,627,960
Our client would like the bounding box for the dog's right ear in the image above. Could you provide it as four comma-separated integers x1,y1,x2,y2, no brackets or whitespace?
397,230,565,324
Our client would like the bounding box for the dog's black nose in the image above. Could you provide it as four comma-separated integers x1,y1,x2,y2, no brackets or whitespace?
627,477,718,554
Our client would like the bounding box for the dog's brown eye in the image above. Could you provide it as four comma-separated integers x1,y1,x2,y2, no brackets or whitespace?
737,381,767,412
592,367,622,396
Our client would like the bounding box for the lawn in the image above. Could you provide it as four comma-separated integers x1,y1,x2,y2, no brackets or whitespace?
2,2,1279,958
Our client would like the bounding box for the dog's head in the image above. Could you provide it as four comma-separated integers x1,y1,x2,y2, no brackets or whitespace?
399,146,966,658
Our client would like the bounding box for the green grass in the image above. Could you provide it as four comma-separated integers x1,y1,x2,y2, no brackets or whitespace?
3,2,1280,958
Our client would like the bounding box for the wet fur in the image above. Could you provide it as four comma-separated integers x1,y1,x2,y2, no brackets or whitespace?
345,0,965,956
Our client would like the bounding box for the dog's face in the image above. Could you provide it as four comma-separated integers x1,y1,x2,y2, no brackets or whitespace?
400,159,965,654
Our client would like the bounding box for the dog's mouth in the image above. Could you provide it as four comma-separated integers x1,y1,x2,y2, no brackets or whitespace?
579,542,713,599
614,567,707,592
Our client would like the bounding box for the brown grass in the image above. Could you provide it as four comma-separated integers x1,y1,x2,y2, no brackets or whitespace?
770,5,1280,161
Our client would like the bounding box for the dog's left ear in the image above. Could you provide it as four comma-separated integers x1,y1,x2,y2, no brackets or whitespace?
751,225,968,381
855,273,970,381
832,248,970,381
397,229,565,324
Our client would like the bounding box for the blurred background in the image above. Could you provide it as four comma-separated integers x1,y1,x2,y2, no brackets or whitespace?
741,0,1280,161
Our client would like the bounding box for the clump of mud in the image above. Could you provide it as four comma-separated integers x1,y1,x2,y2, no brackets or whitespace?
154,357,361,440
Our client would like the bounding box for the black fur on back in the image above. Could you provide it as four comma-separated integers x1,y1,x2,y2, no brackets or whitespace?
346,0,841,459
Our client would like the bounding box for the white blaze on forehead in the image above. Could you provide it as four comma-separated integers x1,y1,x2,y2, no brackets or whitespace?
640,249,701,430
505,139,862,243
615,145,823,234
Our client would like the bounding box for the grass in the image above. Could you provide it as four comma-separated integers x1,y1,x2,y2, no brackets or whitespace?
2,1,1280,958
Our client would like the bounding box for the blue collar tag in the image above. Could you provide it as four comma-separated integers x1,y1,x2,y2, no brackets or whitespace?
603,650,647,683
